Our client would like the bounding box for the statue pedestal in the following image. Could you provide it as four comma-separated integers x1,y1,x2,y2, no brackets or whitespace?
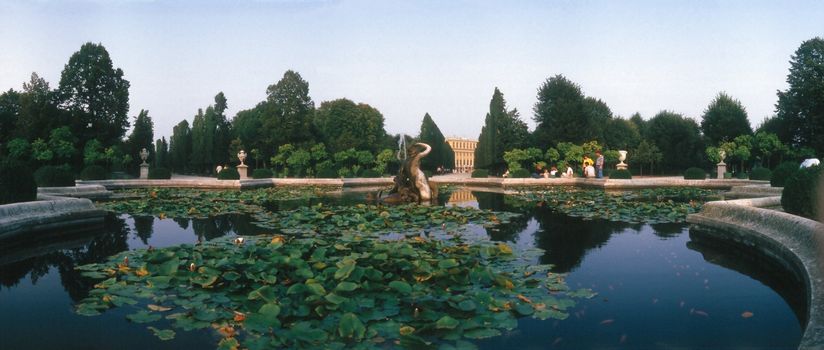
616,163,628,171
140,164,149,179
237,165,248,180
717,162,726,179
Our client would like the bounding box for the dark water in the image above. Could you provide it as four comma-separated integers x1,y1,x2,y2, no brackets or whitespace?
0,190,804,349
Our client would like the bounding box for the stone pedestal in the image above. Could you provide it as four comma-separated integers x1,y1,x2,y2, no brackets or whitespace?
237,165,248,180
616,163,628,171
140,164,149,179
717,162,726,179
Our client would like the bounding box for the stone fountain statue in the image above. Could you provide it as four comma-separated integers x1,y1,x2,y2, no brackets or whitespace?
381,142,433,204
717,150,727,179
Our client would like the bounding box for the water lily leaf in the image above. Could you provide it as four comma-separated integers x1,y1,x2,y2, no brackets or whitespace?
248,285,277,303
147,304,172,312
338,312,366,340
435,315,459,329
335,281,359,292
325,293,348,305
438,259,459,269
127,310,162,323
399,325,416,335
457,300,476,312
463,328,501,339
334,259,356,280
222,271,241,281
217,337,240,350
76,304,102,316
147,326,175,340
388,280,412,294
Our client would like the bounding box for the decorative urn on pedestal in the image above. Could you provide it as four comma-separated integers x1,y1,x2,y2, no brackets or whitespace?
237,150,248,179
717,150,727,179
616,150,628,171
139,148,150,179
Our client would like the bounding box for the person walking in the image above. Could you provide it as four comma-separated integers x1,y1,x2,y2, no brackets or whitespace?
595,150,605,179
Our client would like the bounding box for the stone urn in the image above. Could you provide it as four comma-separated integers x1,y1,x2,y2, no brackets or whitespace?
716,150,726,179
617,150,628,170
139,148,150,179
139,148,149,166
237,150,247,166
237,150,248,179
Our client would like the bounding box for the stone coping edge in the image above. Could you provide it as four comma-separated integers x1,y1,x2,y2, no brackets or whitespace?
687,197,824,349
38,184,113,199
0,194,107,239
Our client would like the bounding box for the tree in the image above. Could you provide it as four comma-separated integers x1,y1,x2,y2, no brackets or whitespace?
212,92,232,165
645,111,705,173
475,88,528,173
261,70,315,150
533,75,611,148
169,120,192,173
17,73,62,142
314,98,389,154
0,89,21,145
774,37,824,155
232,104,265,163
634,140,663,176
126,109,154,167
603,117,640,150
751,131,786,168
417,113,454,172
700,92,752,145
48,126,76,164
58,42,130,147
154,137,169,169
190,109,209,172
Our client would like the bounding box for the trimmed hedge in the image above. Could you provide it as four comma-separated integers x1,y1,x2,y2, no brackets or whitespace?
80,165,108,180
749,167,772,181
683,167,706,180
781,165,821,219
735,171,748,179
148,167,172,179
217,167,240,180
0,159,37,204
471,169,488,178
771,162,799,187
252,168,273,179
316,168,338,179
361,169,380,178
511,168,531,178
34,165,75,187
609,169,632,179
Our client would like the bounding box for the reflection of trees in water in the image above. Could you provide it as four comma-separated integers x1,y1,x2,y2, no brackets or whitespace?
190,214,259,241
133,216,155,244
174,217,189,230
472,191,531,242
533,209,636,273
649,223,684,238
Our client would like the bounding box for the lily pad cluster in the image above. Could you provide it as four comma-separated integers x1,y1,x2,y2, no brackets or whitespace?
96,187,337,219
510,187,720,223
75,234,594,349
252,203,519,236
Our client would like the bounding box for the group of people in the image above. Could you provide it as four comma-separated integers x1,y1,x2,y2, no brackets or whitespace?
503,150,605,179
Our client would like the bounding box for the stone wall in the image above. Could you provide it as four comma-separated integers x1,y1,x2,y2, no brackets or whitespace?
0,194,107,240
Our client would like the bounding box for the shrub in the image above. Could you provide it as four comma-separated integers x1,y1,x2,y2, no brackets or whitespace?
252,168,273,179
361,169,380,178
771,162,799,187
735,171,748,179
471,169,488,178
609,169,632,179
683,167,706,180
80,165,108,180
723,172,732,179
34,165,75,187
148,167,172,179
511,168,531,178
749,167,772,181
781,165,822,219
316,167,339,179
0,159,37,204
217,167,240,180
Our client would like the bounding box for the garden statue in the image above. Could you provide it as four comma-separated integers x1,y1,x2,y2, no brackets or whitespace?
237,150,249,179
617,150,628,170
717,150,727,179
139,148,149,166
139,148,150,179
380,142,433,204
238,150,247,166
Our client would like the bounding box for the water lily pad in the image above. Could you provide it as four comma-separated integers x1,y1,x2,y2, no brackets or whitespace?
147,326,175,340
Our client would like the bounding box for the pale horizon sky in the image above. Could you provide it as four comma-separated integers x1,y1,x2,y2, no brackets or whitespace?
1,0,822,141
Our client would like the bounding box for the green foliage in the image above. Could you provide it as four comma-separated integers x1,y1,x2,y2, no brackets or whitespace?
217,167,240,180
83,139,107,166
6,138,30,160
700,92,752,145
781,165,822,219
0,159,37,204
314,98,388,155
510,168,531,178
771,162,799,187
503,148,542,172
34,165,75,187
735,171,748,179
775,37,824,156
126,109,154,167
609,169,632,179
683,167,707,180
74,231,590,349
58,42,130,147
262,70,315,151
252,168,273,179
316,167,338,179
148,168,171,180
646,111,705,173
475,88,529,173
154,137,169,169
31,138,53,162
749,167,772,181
603,117,641,150
360,169,380,178
533,76,610,148
511,187,718,224
471,169,488,178
373,149,395,175
47,126,76,163
417,113,454,172
169,120,192,173
80,165,108,180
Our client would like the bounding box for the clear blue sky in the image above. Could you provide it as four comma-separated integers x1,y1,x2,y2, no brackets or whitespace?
1,0,822,141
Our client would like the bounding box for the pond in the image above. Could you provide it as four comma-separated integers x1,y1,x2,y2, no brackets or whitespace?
0,188,805,349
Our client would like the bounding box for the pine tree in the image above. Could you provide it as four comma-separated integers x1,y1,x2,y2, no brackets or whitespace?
417,113,454,172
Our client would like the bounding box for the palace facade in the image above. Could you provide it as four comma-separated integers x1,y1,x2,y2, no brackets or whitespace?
445,137,478,173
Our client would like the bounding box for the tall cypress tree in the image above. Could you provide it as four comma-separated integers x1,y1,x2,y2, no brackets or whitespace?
169,120,191,173
154,137,169,169
417,113,454,172
475,88,527,173
190,109,207,173
126,109,154,164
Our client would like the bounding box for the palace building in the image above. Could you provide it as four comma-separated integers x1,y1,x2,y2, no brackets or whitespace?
445,137,478,173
